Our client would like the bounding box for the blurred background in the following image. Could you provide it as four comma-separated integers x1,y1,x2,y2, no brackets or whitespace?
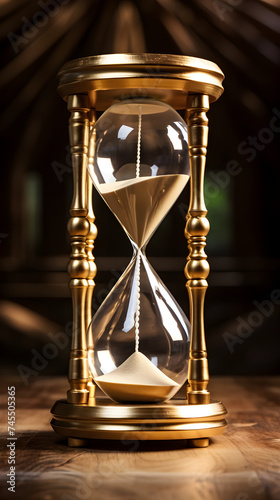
0,0,280,381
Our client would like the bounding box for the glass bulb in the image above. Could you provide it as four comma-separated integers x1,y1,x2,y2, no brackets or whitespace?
87,98,191,403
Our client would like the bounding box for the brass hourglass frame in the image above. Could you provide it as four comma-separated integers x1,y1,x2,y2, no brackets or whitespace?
51,54,227,448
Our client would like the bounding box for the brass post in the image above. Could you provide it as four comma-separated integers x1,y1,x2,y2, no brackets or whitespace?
67,94,91,404
185,94,210,405
86,113,97,399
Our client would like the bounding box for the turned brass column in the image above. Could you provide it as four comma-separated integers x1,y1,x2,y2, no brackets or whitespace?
185,94,210,405
86,115,97,399
67,94,91,404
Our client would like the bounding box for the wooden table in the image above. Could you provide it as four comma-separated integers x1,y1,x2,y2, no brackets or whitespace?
0,376,279,500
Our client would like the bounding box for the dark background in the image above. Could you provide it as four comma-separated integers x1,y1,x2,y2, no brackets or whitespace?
0,0,280,381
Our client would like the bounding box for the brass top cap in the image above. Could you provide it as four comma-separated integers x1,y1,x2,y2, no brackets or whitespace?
58,53,224,110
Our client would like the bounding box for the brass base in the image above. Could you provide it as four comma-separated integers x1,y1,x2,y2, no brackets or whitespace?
51,397,227,446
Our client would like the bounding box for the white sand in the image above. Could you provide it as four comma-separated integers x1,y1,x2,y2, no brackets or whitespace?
97,174,188,194
98,174,189,248
95,352,179,402
98,175,152,193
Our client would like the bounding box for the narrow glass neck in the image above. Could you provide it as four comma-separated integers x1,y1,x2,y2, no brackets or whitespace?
130,239,147,257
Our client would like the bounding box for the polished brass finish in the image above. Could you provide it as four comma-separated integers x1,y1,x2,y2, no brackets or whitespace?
51,53,227,445
185,95,210,405
85,113,97,399
188,438,209,448
67,94,91,404
51,398,227,441
57,54,224,111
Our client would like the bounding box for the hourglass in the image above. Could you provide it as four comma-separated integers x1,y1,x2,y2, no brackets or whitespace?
51,54,227,447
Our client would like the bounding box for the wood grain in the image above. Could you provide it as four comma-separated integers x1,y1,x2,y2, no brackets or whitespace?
0,377,279,500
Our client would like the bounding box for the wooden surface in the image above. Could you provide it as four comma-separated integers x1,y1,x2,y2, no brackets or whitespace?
0,376,279,500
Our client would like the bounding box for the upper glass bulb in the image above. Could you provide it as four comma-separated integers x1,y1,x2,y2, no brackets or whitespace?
88,98,190,248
